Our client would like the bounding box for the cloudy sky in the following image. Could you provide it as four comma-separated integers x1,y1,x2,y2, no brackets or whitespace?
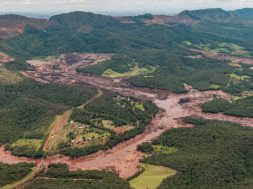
1,0,253,15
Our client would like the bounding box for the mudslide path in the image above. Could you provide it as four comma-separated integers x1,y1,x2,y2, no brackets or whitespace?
1,69,253,180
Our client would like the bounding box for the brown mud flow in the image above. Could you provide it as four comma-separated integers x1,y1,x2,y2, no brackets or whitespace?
0,56,253,179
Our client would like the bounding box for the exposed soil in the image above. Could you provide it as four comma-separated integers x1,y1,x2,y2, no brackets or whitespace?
0,51,14,66
0,55,253,180
43,110,73,152
115,15,199,26
192,48,253,65
0,15,50,39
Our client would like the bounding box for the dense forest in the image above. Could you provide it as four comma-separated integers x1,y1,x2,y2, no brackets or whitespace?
144,118,253,188
0,79,96,157
1,10,253,94
0,163,34,187
25,164,131,189
202,96,253,118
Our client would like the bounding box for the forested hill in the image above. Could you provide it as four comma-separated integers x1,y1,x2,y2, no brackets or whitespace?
180,8,253,21
179,8,232,21
49,11,119,30
2,8,253,39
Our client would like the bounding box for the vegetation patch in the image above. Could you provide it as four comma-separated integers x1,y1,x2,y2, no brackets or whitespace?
26,164,131,189
61,90,158,157
0,79,96,157
134,102,145,111
196,42,252,58
10,139,42,151
202,96,253,117
153,145,177,154
102,65,156,78
209,84,221,89
0,163,34,187
229,62,241,68
129,164,176,189
229,73,251,81
8,139,43,157
0,67,22,84
144,118,253,188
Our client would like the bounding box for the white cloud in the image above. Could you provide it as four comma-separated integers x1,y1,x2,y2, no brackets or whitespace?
1,0,253,14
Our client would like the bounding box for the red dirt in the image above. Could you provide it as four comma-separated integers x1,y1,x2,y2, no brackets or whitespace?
115,15,198,26
0,51,15,66
0,15,50,39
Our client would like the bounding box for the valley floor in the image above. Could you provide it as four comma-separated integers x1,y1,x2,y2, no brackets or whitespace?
0,54,253,189
0,63,253,181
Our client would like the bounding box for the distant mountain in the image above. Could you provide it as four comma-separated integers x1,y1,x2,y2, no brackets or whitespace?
49,11,119,30
0,14,51,39
2,8,253,39
232,8,253,19
115,13,198,25
179,8,233,21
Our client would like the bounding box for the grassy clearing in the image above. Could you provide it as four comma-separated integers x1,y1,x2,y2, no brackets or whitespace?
71,125,111,148
209,84,221,89
102,120,134,133
153,145,177,154
102,120,115,129
55,122,111,152
196,42,252,58
134,102,145,111
0,67,22,84
229,73,251,81
11,139,43,151
229,63,242,68
102,65,156,78
129,164,176,189
183,41,192,46
233,91,253,100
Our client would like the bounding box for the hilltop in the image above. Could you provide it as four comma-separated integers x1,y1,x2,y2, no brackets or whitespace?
1,8,253,39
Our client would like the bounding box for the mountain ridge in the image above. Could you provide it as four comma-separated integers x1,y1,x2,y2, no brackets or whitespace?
1,8,253,39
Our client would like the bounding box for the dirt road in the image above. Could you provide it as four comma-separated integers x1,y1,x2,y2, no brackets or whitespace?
43,110,73,152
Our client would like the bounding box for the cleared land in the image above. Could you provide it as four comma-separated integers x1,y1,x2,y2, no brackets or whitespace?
42,110,73,153
0,52,21,84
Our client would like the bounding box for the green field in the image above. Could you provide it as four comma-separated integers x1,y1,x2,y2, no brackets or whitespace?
196,42,252,58
130,164,176,189
102,65,156,78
